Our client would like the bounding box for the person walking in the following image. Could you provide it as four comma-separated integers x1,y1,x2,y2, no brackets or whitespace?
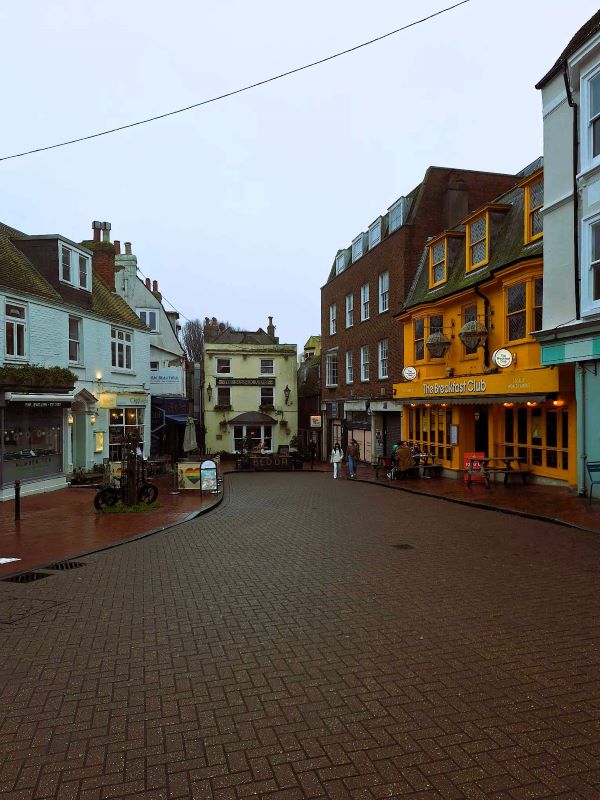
308,439,317,470
346,439,360,479
330,442,344,479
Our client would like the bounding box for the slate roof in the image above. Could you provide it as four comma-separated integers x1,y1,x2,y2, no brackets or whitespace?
205,327,278,345
402,161,543,313
536,9,600,88
0,224,147,329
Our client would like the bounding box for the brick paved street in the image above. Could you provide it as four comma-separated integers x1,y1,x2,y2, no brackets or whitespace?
1,472,600,799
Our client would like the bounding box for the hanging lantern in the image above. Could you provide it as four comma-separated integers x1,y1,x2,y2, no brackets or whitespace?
458,319,488,350
425,331,451,359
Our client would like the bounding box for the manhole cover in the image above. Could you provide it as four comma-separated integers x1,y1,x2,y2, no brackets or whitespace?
392,544,414,550
45,561,86,571
1,571,52,583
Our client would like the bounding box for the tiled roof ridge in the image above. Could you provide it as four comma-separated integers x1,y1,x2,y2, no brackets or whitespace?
536,9,600,88
0,221,28,238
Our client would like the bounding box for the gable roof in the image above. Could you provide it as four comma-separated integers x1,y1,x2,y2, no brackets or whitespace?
536,9,600,88
402,163,543,312
205,327,278,345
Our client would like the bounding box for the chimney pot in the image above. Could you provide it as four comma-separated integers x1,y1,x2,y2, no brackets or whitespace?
145,278,151,289
125,242,132,255
114,240,121,255
102,229,110,243
152,280,158,293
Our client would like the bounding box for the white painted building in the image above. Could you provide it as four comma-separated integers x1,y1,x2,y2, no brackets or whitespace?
0,221,151,499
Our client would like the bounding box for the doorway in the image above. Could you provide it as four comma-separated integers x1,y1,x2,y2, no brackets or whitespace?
474,407,489,453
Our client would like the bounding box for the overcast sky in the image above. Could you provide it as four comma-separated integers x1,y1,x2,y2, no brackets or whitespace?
1,0,598,353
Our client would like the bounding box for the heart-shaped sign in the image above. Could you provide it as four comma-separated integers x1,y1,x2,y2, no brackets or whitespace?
185,467,200,485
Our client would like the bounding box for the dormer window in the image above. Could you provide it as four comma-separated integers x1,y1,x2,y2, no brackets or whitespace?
335,251,346,275
352,234,365,262
59,242,91,291
466,214,488,271
368,219,382,250
388,198,405,233
523,174,543,243
429,239,447,287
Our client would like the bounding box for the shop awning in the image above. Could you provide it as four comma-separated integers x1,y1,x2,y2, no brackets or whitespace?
5,392,75,404
165,413,189,425
229,412,276,425
405,394,548,406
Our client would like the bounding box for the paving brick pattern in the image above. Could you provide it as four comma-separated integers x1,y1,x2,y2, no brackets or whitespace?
1,472,600,799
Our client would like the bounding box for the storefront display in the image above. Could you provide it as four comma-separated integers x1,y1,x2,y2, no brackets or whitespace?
108,407,145,461
1,405,64,486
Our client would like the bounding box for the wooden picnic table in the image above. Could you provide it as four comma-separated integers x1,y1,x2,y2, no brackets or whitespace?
465,455,530,488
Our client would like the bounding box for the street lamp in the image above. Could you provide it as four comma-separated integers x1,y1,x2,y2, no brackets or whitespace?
206,383,213,402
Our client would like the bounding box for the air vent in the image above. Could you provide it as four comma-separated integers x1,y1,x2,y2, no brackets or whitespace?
2,572,52,583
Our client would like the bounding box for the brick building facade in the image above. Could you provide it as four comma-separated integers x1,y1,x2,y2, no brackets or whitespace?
320,167,519,462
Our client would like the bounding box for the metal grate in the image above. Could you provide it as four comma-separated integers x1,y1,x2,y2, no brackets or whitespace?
45,561,86,571
2,572,52,583
392,544,414,550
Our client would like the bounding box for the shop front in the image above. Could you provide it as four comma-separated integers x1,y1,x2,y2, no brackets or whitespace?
394,367,576,486
0,392,74,499
150,395,190,459
97,390,150,463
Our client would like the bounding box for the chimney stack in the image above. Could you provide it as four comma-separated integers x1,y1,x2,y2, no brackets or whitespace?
125,242,132,255
152,280,158,293
114,240,121,255
267,316,275,339
145,277,151,289
92,220,102,242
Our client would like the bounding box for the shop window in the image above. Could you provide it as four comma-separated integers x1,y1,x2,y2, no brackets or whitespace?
507,282,526,341
500,405,569,473
5,302,27,360
111,327,132,370
234,424,273,453
462,304,478,355
467,214,488,270
407,406,454,464
260,387,274,407
108,406,144,462
345,294,354,328
217,387,231,407
260,359,274,374
68,316,81,363
414,318,425,361
216,358,230,374
2,406,64,486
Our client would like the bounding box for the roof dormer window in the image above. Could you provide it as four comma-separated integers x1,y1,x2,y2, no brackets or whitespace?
388,198,405,233
523,173,543,243
368,219,382,250
335,251,347,275
429,238,447,287
352,234,365,262
466,213,488,271
59,241,91,291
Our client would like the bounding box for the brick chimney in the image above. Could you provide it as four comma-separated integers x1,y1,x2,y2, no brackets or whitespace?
145,277,151,289
86,221,116,290
114,240,121,255
152,279,162,302
267,316,275,339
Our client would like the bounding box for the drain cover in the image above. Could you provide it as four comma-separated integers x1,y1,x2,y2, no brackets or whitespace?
45,561,86,571
2,571,52,583
392,544,414,550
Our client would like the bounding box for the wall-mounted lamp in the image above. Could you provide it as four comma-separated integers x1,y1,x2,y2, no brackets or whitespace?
284,384,291,405
474,411,481,422
503,402,514,408
90,414,97,425
67,414,74,425
95,371,102,381
553,399,565,407
527,401,538,407
206,383,213,402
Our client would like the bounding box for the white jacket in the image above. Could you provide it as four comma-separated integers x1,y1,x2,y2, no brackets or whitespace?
330,448,344,463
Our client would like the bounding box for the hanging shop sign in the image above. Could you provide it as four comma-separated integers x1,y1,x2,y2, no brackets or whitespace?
492,349,514,368
310,415,322,428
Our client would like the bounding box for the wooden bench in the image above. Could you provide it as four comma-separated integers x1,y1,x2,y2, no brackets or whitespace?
421,462,443,478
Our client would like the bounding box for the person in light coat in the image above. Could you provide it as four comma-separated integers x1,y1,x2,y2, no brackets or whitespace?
330,442,344,479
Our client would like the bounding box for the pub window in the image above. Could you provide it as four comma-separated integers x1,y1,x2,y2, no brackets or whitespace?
533,277,543,331
429,239,446,287
216,387,231,407
407,406,454,464
414,317,425,361
467,214,488,270
524,176,543,242
216,358,231,374
501,405,569,472
507,282,527,341
260,359,274,374
260,386,274,407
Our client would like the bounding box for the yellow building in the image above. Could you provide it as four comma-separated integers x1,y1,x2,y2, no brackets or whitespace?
203,318,297,455
393,161,576,486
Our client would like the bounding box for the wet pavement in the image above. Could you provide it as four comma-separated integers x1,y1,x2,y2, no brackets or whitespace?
1,473,600,799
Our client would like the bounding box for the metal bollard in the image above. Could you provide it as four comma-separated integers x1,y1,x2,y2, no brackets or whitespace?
14,480,21,521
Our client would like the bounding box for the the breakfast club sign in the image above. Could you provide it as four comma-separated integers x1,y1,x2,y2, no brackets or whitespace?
423,379,487,396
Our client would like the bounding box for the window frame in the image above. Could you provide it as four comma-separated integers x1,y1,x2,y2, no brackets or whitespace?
414,317,425,361
523,174,544,243
466,212,489,271
360,283,370,321
582,211,600,314
377,339,388,379
68,315,82,364
368,219,382,250
581,64,600,171
429,238,447,287
345,293,354,328
260,386,274,407
216,386,231,407
378,271,389,313
388,198,404,233
58,241,92,291
352,234,364,262
345,351,353,384
325,351,338,387
360,345,370,382
335,252,346,275
329,303,337,335
4,301,27,361
137,308,159,332
110,326,133,371
260,359,274,375
216,357,231,375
